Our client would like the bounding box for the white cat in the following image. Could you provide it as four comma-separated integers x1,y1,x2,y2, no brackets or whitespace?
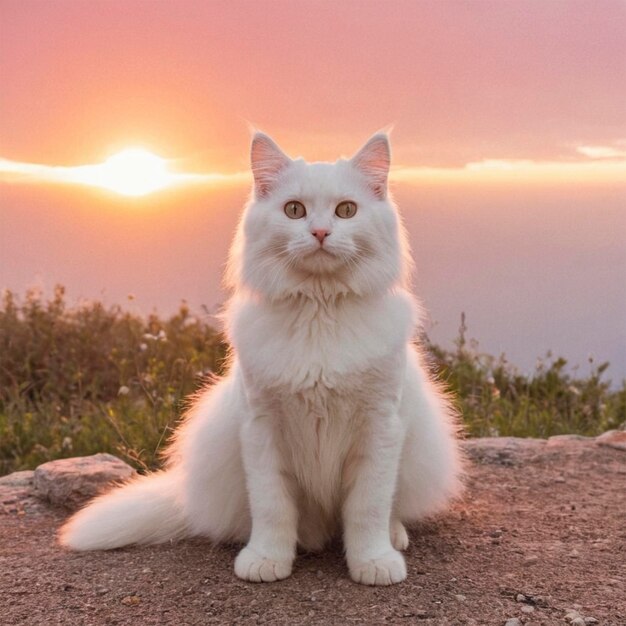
60,132,463,586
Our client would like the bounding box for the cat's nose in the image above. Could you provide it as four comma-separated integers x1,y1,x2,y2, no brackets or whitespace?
312,229,330,243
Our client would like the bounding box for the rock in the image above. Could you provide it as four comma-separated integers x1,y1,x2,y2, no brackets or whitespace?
565,610,582,622
454,594,466,601
504,619,522,626
584,618,598,624
0,470,46,515
521,605,534,614
0,470,35,487
34,453,136,509
571,619,586,626
515,593,527,602
121,594,141,606
595,430,626,451
547,434,594,447
463,437,546,466
523,555,539,566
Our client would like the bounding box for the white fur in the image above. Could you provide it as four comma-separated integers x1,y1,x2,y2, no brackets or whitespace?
60,132,464,586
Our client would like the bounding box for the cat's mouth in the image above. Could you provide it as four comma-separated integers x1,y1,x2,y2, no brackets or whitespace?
295,245,346,274
314,247,334,256
302,245,336,259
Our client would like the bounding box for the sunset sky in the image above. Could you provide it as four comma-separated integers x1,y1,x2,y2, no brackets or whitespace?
1,0,625,378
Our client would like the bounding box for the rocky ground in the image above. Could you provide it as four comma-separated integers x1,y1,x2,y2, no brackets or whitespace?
1,433,625,626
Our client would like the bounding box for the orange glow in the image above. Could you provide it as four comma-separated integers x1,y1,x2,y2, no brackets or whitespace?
0,152,249,196
83,149,171,196
2,152,626,196
391,158,626,186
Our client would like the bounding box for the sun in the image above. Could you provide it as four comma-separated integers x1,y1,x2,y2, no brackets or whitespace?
94,148,172,196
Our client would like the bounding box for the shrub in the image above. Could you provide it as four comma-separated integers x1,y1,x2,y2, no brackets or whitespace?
1,290,623,474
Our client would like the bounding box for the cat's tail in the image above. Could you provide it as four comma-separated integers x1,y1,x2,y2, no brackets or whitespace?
58,470,187,551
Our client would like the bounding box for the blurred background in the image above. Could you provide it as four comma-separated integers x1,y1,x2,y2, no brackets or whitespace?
2,0,625,378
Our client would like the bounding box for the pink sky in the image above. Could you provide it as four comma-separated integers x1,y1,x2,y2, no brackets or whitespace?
1,0,625,379
1,0,625,170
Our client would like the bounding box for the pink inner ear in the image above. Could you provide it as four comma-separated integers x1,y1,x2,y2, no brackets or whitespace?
351,135,390,199
251,133,291,197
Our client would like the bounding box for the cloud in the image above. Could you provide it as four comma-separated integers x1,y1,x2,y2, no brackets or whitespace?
2,153,626,195
391,158,626,185
576,144,626,159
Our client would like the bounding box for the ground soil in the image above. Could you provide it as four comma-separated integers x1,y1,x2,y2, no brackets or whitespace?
1,437,624,626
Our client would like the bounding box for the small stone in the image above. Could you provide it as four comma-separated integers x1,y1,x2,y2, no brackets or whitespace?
523,555,539,566
454,594,466,601
547,434,593,447
521,605,534,614
142,567,153,574
504,619,522,626
568,549,580,559
121,595,140,606
596,429,626,451
515,593,527,602
462,438,545,466
584,618,598,624
571,619,586,626
95,586,109,595
0,470,35,487
565,611,581,622
34,454,136,509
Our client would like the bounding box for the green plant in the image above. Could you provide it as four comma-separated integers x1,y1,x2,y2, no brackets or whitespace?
425,313,625,438
1,291,623,475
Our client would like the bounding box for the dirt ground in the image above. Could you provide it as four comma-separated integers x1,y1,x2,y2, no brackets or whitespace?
1,437,624,626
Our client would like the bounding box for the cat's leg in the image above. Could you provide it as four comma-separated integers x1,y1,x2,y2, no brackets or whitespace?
343,410,407,586
395,346,464,523
234,413,298,583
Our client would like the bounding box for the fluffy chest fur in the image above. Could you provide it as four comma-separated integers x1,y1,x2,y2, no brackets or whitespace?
227,290,415,509
227,289,417,392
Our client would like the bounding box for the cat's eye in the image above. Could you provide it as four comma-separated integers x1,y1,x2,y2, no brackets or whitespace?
335,201,357,219
284,201,306,219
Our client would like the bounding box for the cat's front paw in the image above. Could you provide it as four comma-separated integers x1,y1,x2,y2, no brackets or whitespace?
234,546,293,583
348,549,407,586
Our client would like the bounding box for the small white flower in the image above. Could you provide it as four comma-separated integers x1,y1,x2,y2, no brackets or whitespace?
118,385,130,396
568,385,581,396
62,436,73,451
139,343,148,351
158,329,167,341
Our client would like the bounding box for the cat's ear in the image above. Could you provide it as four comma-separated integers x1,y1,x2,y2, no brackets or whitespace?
250,132,291,198
350,134,390,199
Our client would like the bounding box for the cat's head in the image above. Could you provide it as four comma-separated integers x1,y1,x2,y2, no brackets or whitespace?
226,132,411,299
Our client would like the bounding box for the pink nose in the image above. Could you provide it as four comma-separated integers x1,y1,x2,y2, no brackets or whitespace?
312,229,330,243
